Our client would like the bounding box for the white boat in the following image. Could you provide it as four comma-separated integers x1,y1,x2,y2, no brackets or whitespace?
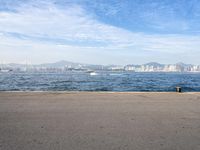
0,69,12,73
86,70,98,76
90,72,98,76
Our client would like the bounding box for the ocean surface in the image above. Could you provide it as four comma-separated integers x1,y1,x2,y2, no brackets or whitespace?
0,72,200,92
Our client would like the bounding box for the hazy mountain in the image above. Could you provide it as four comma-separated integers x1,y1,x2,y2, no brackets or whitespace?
36,60,84,68
175,62,192,67
144,62,164,67
0,61,198,70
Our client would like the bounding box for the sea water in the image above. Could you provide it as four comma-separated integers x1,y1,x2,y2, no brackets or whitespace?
0,72,200,92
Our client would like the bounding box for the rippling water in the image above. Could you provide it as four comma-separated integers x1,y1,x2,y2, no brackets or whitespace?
0,72,200,92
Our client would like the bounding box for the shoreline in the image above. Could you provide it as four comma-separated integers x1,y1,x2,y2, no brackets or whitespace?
0,91,200,94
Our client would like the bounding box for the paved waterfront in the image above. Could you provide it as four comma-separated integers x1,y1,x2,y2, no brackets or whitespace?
0,92,200,150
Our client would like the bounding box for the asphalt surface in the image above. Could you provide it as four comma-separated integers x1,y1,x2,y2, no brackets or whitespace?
0,92,200,150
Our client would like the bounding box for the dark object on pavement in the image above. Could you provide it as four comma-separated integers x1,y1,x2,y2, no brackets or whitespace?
176,87,182,93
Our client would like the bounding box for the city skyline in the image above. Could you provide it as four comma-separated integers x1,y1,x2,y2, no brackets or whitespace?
1,0,200,65
1,59,200,66
1,60,200,73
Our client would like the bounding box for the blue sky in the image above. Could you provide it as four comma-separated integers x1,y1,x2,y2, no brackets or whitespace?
0,0,200,65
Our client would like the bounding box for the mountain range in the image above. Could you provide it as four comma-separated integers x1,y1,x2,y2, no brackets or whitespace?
0,60,195,68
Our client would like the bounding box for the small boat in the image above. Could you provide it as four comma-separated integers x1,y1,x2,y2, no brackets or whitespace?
0,69,12,73
86,70,98,76
90,72,98,76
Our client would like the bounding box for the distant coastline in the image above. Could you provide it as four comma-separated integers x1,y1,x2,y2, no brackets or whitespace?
1,60,200,73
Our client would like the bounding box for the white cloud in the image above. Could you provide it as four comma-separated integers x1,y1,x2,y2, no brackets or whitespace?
0,1,200,64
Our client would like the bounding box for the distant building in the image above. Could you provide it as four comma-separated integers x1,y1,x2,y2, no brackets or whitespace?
110,66,124,71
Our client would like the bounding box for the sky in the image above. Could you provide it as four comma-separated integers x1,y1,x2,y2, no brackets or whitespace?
0,0,200,65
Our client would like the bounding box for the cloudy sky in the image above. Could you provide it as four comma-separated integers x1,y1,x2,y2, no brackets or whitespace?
0,0,200,65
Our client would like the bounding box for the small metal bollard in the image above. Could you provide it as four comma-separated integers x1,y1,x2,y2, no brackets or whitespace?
176,87,182,93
